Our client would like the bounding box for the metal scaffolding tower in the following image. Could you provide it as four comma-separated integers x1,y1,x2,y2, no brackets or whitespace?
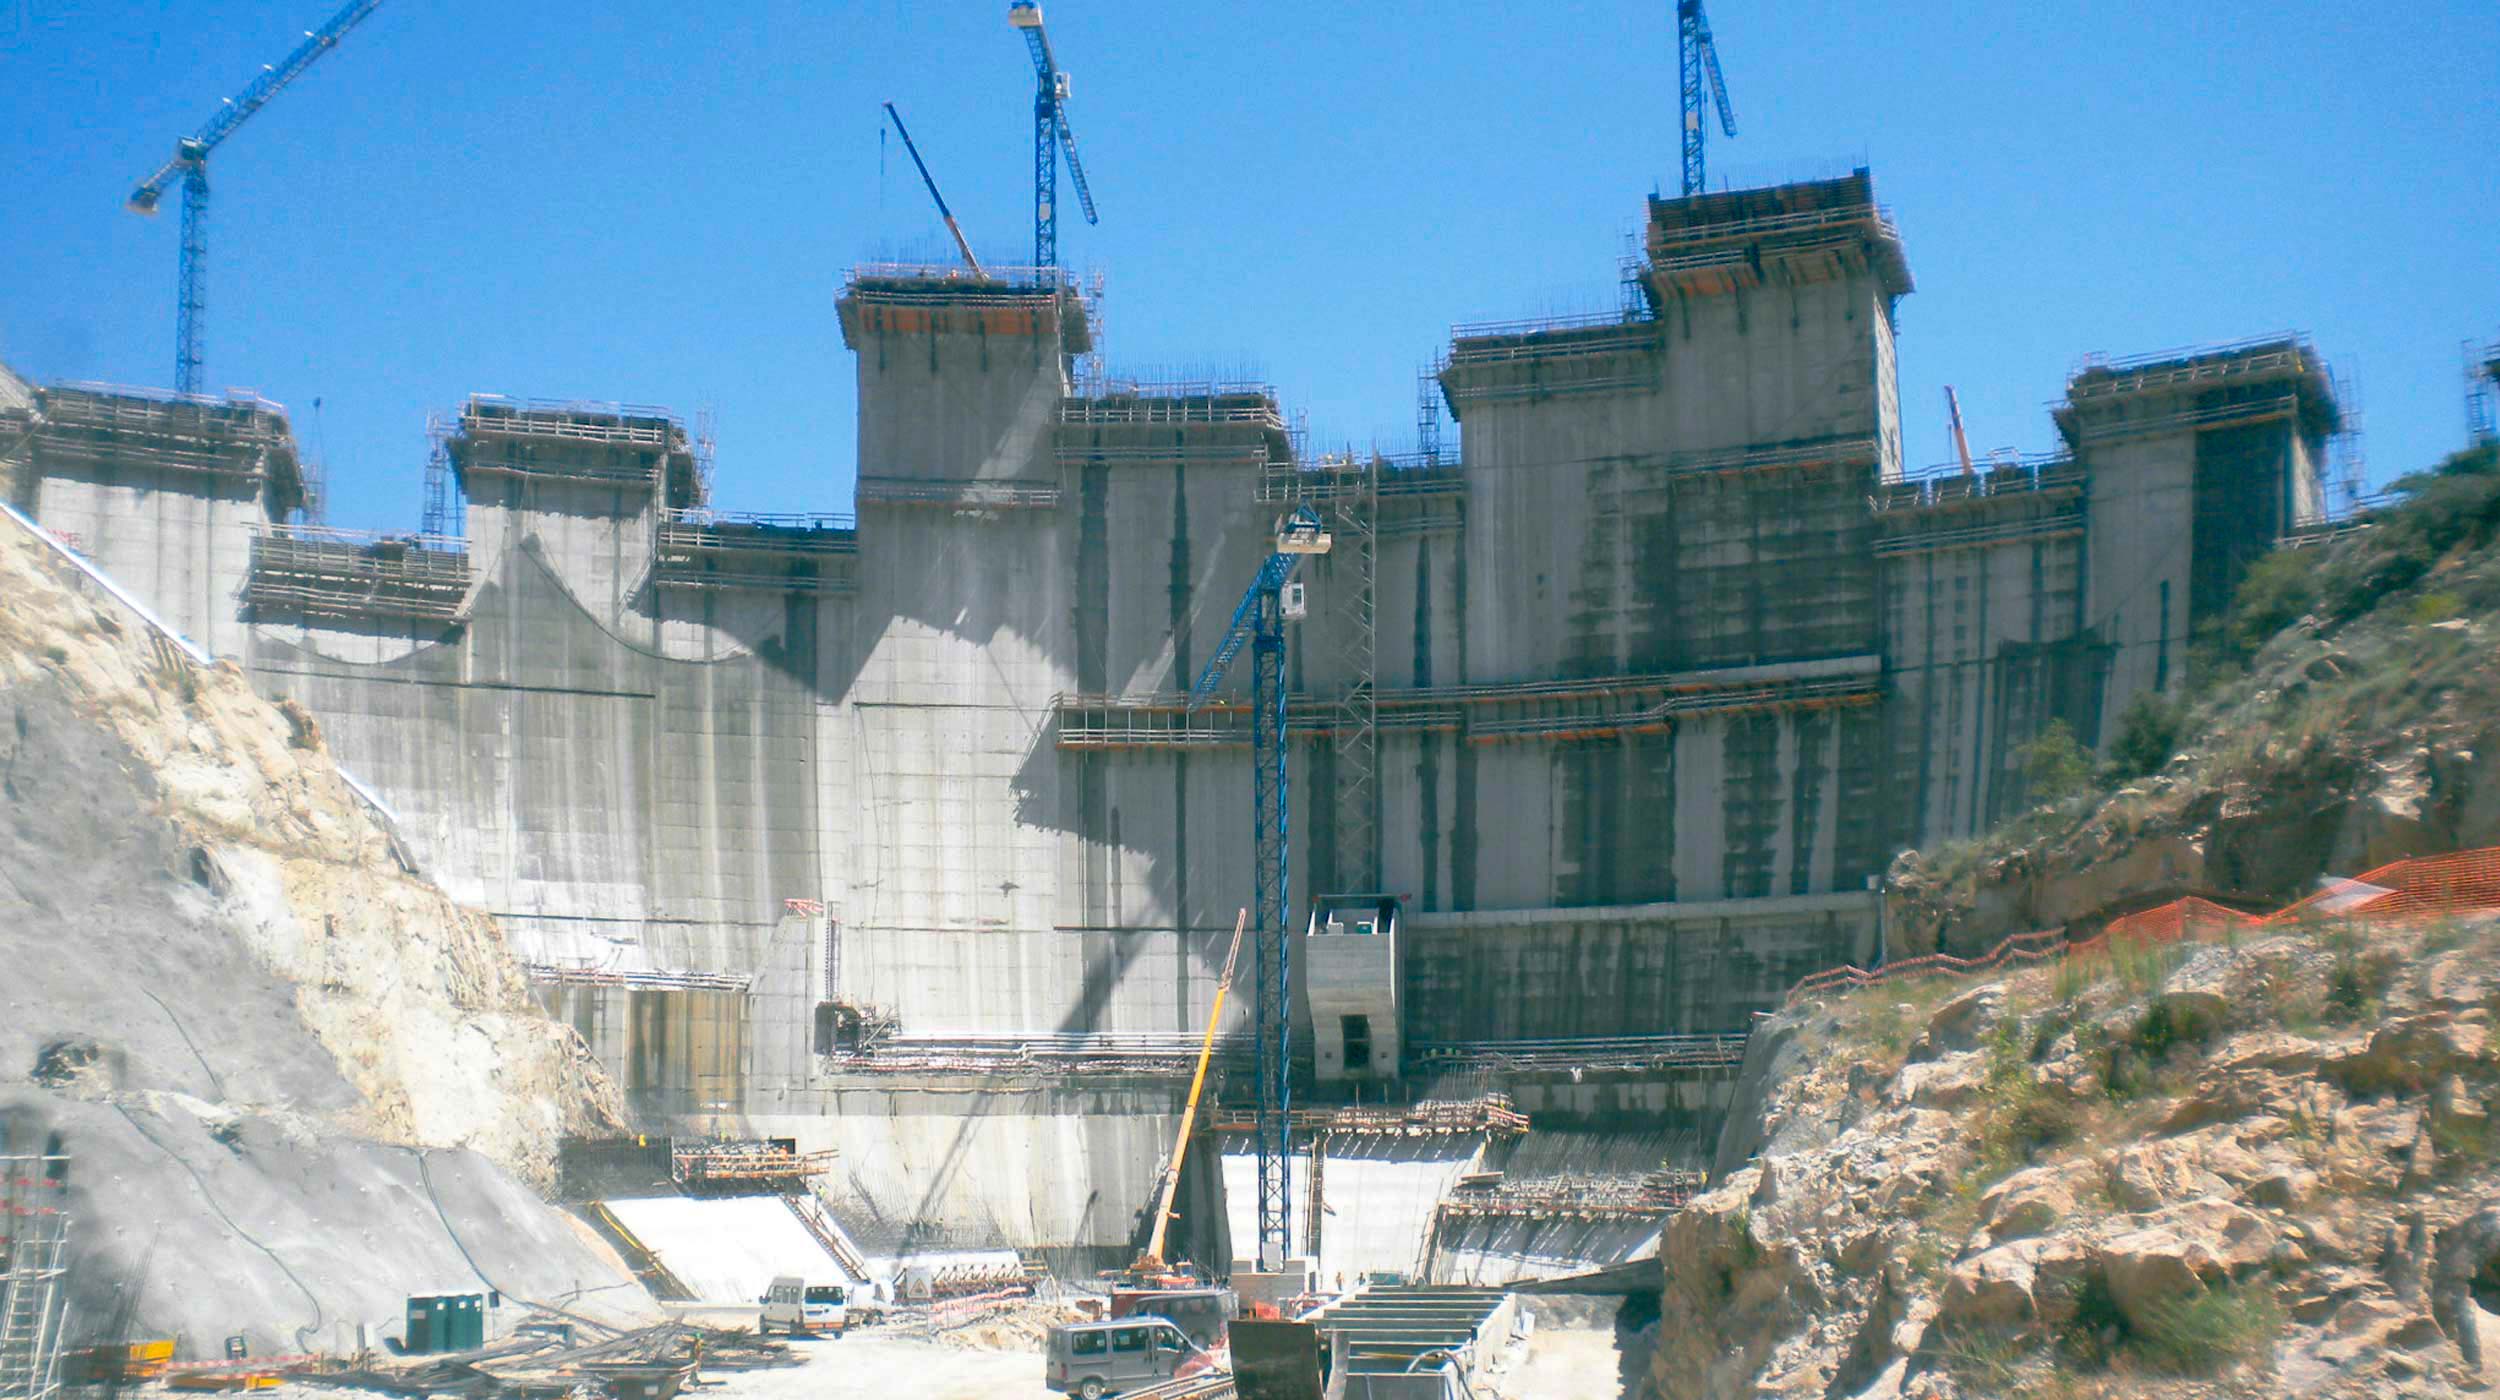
2467,338,2498,448
1326,455,1380,892
0,1151,71,1400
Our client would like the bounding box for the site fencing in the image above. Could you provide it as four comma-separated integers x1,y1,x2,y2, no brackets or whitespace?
1784,844,2500,1007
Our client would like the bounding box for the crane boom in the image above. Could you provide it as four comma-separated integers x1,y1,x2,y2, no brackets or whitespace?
1946,386,1976,476
1137,909,1248,1272
882,102,985,278
1007,1,1100,270
1190,506,1329,1272
128,0,383,213
126,0,383,396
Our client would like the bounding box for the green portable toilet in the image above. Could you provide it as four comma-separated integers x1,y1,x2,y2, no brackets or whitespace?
449,1294,487,1350
404,1296,436,1354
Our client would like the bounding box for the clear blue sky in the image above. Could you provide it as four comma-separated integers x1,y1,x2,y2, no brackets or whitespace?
4,1,2495,532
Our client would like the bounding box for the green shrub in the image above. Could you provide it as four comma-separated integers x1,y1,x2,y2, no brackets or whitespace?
2129,1280,2281,1374
2220,549,2319,662
2015,719,2096,806
2105,692,2186,780
2410,591,2465,625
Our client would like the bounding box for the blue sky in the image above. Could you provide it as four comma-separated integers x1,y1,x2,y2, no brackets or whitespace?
5,0,2495,531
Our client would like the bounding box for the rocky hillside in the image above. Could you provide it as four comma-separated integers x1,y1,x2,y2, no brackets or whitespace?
1889,441,2500,955
0,516,655,1352
1657,914,2500,1398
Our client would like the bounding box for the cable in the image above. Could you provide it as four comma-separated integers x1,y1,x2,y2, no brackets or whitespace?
412,1148,629,1339
139,987,226,1103
110,1100,324,1353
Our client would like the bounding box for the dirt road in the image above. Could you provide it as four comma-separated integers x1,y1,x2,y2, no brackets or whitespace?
702,1333,1056,1400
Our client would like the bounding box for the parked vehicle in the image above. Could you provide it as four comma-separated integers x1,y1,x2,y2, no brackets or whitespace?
1108,1285,1237,1350
758,1276,847,1336
1045,1316,1213,1397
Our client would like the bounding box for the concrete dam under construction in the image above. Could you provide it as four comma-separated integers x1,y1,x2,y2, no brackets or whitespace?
1,168,2343,1282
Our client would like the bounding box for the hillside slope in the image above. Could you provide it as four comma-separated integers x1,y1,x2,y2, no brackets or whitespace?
1889,443,2500,955
1655,448,2500,1398
0,515,656,1352
1658,915,2500,1399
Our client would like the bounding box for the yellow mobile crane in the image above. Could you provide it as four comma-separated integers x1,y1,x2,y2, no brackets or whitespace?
1131,909,1248,1279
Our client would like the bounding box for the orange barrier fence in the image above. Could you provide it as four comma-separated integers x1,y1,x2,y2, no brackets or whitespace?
1785,844,2500,1007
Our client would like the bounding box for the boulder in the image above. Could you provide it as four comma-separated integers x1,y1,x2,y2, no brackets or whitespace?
2203,1029,2327,1077
2096,1199,2276,1329
1912,985,2006,1060
2104,1138,2231,1212
1890,1051,1987,1111
1978,1159,2098,1243
1940,1234,2097,1328
2326,1012,2493,1095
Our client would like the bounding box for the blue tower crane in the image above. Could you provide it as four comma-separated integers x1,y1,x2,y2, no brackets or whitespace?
1007,1,1100,271
127,0,384,396
1188,504,1331,1271
1677,0,1738,198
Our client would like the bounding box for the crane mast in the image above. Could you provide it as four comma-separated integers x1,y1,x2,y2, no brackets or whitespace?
1189,505,1331,1271
1677,0,1738,198
127,0,383,395
1007,1,1099,271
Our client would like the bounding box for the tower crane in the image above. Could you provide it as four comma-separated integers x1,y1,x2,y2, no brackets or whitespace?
1006,1,1099,271
882,102,985,278
126,0,384,396
1187,505,1332,1272
1676,0,1737,198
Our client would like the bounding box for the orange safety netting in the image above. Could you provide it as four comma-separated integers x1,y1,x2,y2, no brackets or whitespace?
2097,896,2262,947
1783,844,2500,1006
2265,847,2500,927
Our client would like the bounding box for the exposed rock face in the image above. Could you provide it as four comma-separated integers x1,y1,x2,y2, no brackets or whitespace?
1655,914,2500,1399
0,523,651,1351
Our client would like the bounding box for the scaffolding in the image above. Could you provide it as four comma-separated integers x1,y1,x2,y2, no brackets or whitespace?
670,1139,836,1193
447,395,702,506
1436,313,1662,408
1321,451,1381,891
1201,1095,1529,1140
2466,338,2497,447
653,508,858,594
1058,380,1286,429
854,475,1062,510
31,383,303,513
0,1151,70,1400
1407,1032,1751,1074
2064,334,2311,401
1054,666,1878,749
244,525,472,623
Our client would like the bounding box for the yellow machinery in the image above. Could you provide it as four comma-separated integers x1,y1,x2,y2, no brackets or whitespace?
1134,909,1248,1275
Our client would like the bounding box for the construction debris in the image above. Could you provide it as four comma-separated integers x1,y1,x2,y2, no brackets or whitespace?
319,1320,801,1400
1435,1169,1705,1221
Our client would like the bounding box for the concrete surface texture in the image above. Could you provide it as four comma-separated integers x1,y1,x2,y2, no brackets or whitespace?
0,511,651,1350
1220,1138,1482,1284
601,1196,849,1302
0,169,2344,1264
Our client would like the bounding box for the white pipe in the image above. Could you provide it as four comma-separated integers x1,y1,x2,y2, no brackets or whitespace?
2,498,406,839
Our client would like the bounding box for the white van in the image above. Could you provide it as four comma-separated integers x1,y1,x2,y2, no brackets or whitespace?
760,1276,848,1336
